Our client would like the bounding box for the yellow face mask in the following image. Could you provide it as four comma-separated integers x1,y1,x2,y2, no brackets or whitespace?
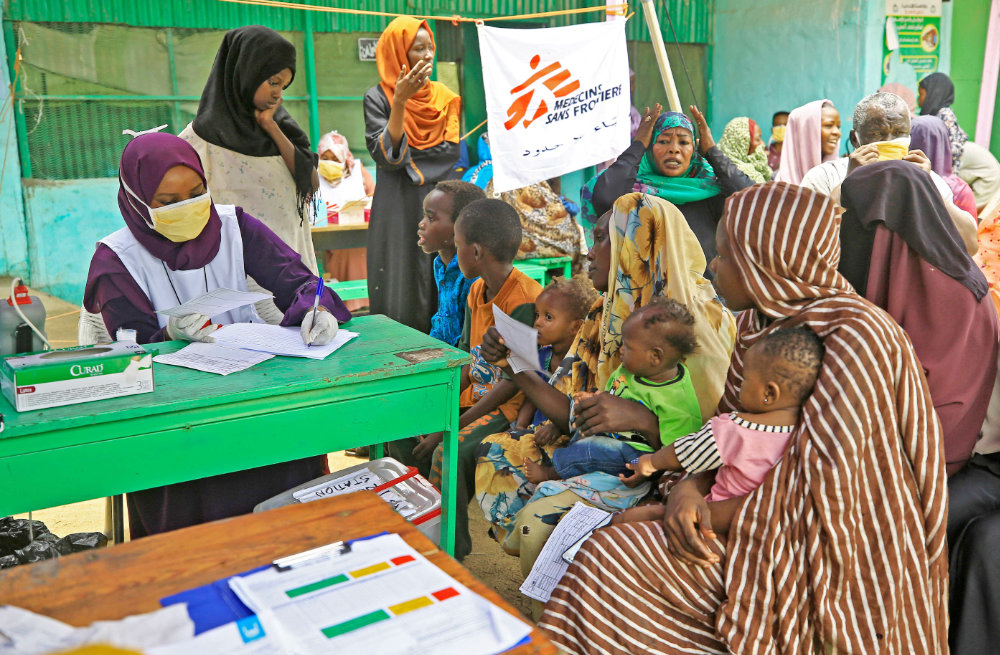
121,177,213,242
873,136,911,161
318,160,344,183
771,125,786,143
148,192,213,242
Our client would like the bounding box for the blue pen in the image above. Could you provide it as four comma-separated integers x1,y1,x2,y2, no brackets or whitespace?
307,277,323,347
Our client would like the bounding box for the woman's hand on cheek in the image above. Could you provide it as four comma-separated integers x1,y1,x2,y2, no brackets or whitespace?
254,100,281,129
662,480,720,567
395,60,432,105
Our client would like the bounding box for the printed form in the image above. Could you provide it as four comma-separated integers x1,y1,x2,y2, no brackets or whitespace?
213,324,359,360
520,502,611,602
157,289,273,319
227,533,532,655
491,305,542,374
153,342,274,375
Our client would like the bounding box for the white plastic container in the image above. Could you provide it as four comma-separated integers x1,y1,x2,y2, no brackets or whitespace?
255,457,442,546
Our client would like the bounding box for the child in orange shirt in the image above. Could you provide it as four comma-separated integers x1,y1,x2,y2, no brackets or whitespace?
426,198,542,559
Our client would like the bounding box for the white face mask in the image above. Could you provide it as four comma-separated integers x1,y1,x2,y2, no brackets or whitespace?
121,178,213,242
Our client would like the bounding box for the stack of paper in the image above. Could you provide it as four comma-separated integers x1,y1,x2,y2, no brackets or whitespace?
213,324,359,360
156,289,273,319
153,534,532,654
0,604,194,655
520,502,612,602
154,343,274,375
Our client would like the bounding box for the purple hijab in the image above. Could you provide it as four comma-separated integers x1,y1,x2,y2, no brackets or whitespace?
117,132,223,270
909,115,953,176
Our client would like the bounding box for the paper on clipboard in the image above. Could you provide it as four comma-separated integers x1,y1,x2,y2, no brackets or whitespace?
157,288,273,318
491,305,542,374
227,533,532,655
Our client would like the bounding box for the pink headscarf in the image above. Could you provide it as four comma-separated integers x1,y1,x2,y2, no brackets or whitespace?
317,130,355,175
774,99,838,185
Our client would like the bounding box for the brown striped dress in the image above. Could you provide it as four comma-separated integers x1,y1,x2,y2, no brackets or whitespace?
539,182,949,654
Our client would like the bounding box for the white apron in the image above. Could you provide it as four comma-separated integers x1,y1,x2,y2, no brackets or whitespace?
100,204,262,328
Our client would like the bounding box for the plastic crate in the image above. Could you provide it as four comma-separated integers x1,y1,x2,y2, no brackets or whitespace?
254,457,442,546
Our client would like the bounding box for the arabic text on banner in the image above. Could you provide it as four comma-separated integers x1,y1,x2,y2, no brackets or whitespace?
478,21,631,194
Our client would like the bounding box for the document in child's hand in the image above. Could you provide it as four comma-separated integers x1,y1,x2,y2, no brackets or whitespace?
520,502,612,602
213,323,358,360
157,288,273,318
491,305,542,374
153,342,274,375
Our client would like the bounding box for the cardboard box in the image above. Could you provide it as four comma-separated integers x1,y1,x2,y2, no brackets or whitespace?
1,342,154,412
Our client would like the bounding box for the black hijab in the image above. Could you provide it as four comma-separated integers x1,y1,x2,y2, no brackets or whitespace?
839,161,987,300
918,72,955,117
192,26,317,219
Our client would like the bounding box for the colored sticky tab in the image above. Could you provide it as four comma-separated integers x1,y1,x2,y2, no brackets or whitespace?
389,595,434,615
286,573,349,598
321,609,391,638
236,615,266,643
432,587,460,602
350,562,391,578
390,555,415,566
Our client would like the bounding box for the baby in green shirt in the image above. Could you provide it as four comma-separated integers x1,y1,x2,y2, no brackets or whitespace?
525,297,703,483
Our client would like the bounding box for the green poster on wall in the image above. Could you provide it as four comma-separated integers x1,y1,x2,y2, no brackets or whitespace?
882,0,942,84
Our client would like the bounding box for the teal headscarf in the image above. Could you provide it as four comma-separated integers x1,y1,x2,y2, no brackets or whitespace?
634,112,721,203
579,112,721,225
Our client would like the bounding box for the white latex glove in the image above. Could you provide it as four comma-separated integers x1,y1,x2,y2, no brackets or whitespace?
166,313,217,343
301,308,339,346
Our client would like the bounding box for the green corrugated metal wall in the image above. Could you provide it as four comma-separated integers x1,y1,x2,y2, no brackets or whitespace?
2,0,712,43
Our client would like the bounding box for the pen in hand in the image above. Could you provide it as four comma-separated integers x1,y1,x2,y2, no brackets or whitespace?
307,277,323,347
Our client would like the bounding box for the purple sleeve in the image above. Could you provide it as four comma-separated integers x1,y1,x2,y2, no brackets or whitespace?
83,244,168,344
236,208,351,325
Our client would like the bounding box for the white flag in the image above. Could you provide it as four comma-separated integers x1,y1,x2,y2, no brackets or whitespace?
478,21,631,194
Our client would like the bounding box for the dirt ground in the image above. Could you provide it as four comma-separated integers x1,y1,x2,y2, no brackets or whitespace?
4,278,530,617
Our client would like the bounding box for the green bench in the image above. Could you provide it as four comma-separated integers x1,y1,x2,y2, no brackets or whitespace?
327,256,572,303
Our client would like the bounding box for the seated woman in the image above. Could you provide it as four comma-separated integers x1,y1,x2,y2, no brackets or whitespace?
84,132,351,538
717,116,772,184
475,194,736,564
317,130,375,312
539,182,949,653
909,115,979,218
774,98,840,185
839,161,998,476
583,105,755,265
919,72,969,172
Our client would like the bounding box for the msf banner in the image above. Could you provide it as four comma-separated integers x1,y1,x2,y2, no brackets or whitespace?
479,21,631,194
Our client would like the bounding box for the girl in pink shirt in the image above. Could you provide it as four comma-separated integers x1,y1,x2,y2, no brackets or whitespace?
620,327,824,501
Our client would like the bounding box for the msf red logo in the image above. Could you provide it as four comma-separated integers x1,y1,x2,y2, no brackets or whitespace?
504,54,581,130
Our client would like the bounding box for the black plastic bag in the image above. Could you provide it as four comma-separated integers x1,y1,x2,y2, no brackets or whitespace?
57,532,108,554
14,540,61,565
0,516,107,569
0,517,49,554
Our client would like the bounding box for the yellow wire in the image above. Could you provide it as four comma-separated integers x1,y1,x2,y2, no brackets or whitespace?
215,0,628,23
460,118,487,142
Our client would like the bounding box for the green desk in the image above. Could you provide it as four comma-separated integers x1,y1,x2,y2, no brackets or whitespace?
0,315,468,555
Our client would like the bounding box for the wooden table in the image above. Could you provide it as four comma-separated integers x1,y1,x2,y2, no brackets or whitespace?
0,492,556,654
311,222,368,251
0,315,467,554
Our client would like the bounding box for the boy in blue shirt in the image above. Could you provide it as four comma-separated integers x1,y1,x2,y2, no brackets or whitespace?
418,180,485,346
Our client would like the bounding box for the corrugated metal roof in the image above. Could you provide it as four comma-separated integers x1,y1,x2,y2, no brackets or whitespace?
3,0,712,43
